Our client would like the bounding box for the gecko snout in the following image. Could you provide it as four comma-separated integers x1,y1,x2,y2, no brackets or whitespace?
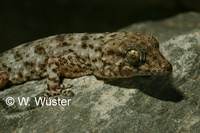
150,62,172,75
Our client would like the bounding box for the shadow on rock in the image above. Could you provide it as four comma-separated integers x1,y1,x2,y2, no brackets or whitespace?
101,74,184,102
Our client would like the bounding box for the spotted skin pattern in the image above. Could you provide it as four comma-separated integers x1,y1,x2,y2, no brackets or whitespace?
0,31,172,97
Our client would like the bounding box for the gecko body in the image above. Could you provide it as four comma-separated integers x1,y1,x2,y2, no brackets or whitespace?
0,31,172,97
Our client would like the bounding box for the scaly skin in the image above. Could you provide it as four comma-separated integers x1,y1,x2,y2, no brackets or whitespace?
0,31,172,97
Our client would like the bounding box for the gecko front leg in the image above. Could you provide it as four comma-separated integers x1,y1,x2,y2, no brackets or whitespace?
43,57,74,99
43,50,94,99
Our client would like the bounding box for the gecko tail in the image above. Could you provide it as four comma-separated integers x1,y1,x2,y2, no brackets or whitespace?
0,70,9,89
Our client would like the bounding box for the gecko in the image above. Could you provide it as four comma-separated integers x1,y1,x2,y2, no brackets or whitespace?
0,31,172,98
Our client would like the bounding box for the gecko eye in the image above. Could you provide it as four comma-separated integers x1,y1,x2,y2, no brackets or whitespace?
125,49,145,65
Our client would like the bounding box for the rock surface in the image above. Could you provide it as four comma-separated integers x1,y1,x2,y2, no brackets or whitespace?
0,12,200,132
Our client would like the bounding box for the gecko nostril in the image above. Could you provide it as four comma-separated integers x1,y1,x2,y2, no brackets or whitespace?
164,63,172,72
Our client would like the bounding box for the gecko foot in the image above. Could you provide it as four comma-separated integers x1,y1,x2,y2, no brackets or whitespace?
42,82,74,100
59,83,74,96
59,89,74,96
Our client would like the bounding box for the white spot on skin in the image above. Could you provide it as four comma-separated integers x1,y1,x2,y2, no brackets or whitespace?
93,42,100,48
53,48,63,55
8,55,15,63
80,50,87,57
36,67,40,71
14,74,19,79
36,56,46,63
32,74,38,79
118,47,123,52
23,70,28,75
73,34,85,40
95,33,104,38
9,74,13,80
104,65,111,76
122,66,131,70
50,41,58,47
95,61,103,68
41,72,47,77
115,59,124,65
63,53,75,59
101,57,106,61
103,44,110,49
77,41,82,46
95,52,101,58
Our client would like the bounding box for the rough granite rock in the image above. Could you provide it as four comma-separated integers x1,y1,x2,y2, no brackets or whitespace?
0,12,200,132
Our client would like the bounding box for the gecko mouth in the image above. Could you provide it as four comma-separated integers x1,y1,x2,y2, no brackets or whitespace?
150,63,172,75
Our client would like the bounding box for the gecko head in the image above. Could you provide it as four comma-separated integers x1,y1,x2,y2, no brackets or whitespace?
124,33,172,76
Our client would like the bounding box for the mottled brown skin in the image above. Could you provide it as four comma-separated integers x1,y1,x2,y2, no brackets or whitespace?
0,31,172,98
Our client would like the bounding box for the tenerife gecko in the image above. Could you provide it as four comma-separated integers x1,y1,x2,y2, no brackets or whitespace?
0,31,172,98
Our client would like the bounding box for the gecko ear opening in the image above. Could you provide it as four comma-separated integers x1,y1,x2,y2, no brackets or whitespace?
125,48,145,65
